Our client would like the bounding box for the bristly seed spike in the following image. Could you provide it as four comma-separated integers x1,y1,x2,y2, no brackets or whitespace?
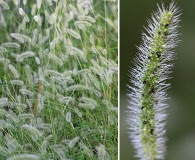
127,1,181,160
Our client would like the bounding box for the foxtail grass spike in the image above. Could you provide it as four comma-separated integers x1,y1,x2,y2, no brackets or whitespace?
127,2,181,160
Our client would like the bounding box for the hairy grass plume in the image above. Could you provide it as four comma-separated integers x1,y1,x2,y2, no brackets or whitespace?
127,2,181,160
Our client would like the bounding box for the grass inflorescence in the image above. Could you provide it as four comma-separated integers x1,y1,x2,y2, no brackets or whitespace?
127,2,181,160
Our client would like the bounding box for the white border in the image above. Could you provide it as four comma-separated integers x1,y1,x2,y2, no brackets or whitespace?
118,0,120,159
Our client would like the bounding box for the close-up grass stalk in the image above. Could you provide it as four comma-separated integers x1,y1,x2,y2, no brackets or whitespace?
127,2,181,160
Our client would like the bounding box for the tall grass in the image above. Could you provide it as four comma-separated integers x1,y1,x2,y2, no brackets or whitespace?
0,0,118,159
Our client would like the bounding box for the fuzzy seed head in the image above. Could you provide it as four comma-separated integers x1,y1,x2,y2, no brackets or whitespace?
127,2,181,160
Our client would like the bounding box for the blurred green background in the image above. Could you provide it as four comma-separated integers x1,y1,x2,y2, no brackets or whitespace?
120,0,195,160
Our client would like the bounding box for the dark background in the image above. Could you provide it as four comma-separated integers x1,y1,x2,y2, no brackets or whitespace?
120,0,195,159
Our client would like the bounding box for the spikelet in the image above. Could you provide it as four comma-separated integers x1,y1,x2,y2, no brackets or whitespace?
10,80,24,86
68,46,84,56
16,95,21,103
39,79,50,87
18,19,27,30
79,97,97,110
65,38,73,48
0,146,10,156
39,123,51,131
39,35,49,46
21,124,42,141
35,57,41,65
0,120,14,129
31,4,37,15
0,46,7,53
25,99,32,109
34,14,42,26
13,0,19,6
50,76,65,85
0,100,13,108
10,33,31,43
24,65,33,84
37,67,44,81
110,106,118,113
78,15,96,23
6,110,19,123
63,70,73,77
54,148,69,160
10,53,19,59
48,53,64,66
0,98,9,107
102,99,113,108
68,136,80,149
5,134,21,153
32,29,38,45
0,0,9,10
23,0,27,5
18,113,34,119
44,10,53,25
73,108,83,118
20,88,34,96
0,97,8,103
37,0,42,9
79,142,94,157
90,60,104,76
65,112,71,123
88,72,101,90
49,39,57,50
75,20,92,27
7,154,41,160
91,45,98,53
66,84,90,92
0,108,7,116
15,103,27,110
0,13,7,27
1,42,20,48
56,84,65,94
41,135,53,153
40,137,51,154
65,29,81,39
58,96,75,104
105,18,115,28
45,70,62,77
77,0,93,14
78,103,96,110
16,51,35,62
105,69,114,85
8,64,19,78
108,115,115,125
0,58,10,64
45,134,53,140
55,25,63,39
19,8,30,22
63,76,74,84
37,93,44,113
97,144,106,160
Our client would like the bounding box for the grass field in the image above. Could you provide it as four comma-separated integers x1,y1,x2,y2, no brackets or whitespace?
0,0,118,159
